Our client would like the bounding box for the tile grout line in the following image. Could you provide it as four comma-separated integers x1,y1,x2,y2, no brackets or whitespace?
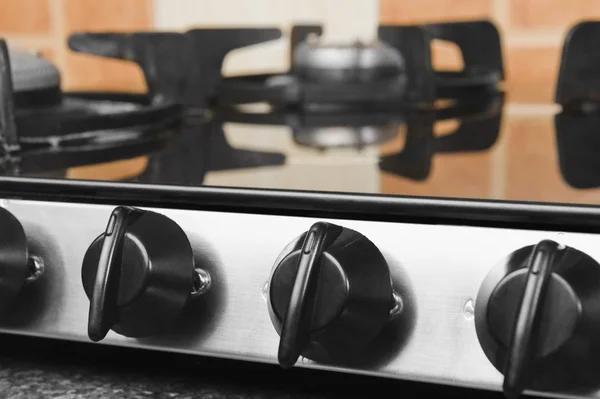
491,124,507,200
492,0,510,28
505,31,563,47
505,103,560,115
491,0,509,201
50,0,66,72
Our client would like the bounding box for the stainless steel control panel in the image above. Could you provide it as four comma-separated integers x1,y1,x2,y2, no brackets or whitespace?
0,198,595,398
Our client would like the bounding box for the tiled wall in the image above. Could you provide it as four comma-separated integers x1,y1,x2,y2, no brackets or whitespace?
1,0,589,104
0,0,153,93
380,0,600,104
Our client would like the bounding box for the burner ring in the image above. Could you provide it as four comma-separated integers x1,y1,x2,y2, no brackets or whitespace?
292,41,405,83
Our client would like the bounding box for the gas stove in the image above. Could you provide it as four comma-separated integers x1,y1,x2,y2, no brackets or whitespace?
1,18,600,399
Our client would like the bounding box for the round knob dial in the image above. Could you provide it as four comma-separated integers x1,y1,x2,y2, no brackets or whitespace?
475,240,600,398
0,207,44,312
267,222,399,368
81,206,210,342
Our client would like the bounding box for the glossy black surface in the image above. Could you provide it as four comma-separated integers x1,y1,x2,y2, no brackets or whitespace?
4,93,600,208
217,21,502,108
4,21,600,221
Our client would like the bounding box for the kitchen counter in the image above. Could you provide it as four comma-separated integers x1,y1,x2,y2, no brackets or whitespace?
0,334,514,399
0,334,332,399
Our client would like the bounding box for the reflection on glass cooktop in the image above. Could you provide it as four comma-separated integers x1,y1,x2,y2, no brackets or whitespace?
4,93,600,206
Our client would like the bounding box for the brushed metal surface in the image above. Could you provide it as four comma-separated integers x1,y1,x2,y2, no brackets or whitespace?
0,199,598,398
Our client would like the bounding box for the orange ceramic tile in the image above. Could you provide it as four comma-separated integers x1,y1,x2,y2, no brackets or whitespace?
64,0,152,31
380,0,493,24
67,156,149,180
505,117,600,204
63,0,152,92
506,46,560,103
0,0,51,35
509,0,600,30
432,39,464,71
62,57,147,92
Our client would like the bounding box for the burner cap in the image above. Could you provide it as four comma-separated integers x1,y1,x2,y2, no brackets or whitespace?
8,47,61,93
292,40,405,83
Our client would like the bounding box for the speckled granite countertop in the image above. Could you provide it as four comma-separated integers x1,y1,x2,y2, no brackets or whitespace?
0,334,517,399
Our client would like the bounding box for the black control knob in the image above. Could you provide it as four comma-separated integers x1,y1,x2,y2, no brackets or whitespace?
0,208,44,312
475,240,600,398
82,206,211,342
267,222,400,368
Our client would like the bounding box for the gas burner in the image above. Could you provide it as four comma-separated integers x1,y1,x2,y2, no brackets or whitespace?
0,39,182,166
218,20,504,109
64,21,503,113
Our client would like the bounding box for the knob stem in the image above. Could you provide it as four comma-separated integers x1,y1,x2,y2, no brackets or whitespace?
277,222,343,368
25,255,45,284
503,240,562,399
88,206,139,342
190,268,212,297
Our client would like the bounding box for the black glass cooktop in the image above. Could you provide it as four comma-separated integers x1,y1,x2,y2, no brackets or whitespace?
4,19,600,209
3,92,600,207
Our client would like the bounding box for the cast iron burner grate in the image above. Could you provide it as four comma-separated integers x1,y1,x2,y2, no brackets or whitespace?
67,20,504,112
217,21,504,109
0,39,181,174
